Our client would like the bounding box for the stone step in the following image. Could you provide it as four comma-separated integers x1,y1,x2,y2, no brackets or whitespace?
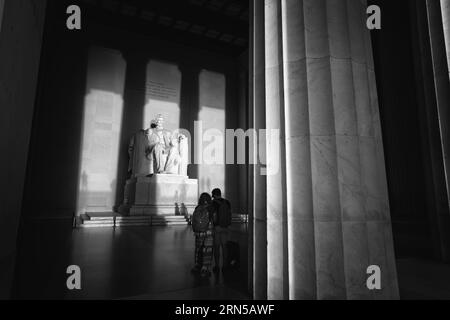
80,220,189,228
79,223,116,228
84,217,187,223
85,213,187,220
86,217,149,222
152,222,189,226
78,212,247,228
150,218,188,221
80,212,189,228
82,218,188,222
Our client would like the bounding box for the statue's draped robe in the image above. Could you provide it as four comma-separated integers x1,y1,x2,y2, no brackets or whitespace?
128,128,188,177
148,130,180,174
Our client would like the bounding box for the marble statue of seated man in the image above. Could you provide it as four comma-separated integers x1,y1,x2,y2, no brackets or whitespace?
128,114,188,178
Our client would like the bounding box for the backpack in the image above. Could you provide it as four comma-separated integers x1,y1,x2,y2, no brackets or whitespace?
214,199,231,228
192,205,210,233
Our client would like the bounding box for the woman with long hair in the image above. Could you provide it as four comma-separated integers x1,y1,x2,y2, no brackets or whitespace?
191,192,214,277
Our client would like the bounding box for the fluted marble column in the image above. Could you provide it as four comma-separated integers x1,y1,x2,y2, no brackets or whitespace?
264,0,289,300
253,0,399,300
116,51,148,204
441,0,450,80
439,0,450,209
179,64,200,179
253,0,268,300
427,0,450,217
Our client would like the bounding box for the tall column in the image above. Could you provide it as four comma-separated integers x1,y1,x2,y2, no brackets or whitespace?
422,0,450,260
265,0,289,300
253,0,268,300
281,0,317,300
429,0,450,212
248,4,255,296
253,0,399,300
237,64,249,215
115,51,148,207
441,0,450,80
179,64,200,179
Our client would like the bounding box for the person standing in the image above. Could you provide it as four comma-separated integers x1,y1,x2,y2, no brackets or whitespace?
191,193,214,277
210,188,232,273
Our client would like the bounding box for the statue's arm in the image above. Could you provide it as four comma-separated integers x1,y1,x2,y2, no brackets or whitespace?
146,134,157,160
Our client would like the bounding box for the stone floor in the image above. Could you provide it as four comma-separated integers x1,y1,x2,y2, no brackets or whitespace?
12,221,249,300
12,220,450,300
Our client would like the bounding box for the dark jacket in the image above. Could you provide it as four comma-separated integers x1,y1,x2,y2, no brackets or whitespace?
210,198,231,227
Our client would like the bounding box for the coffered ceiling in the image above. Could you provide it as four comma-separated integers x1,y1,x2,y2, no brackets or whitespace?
79,0,249,56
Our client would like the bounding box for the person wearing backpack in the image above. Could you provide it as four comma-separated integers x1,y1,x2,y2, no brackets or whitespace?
210,188,232,273
191,193,214,277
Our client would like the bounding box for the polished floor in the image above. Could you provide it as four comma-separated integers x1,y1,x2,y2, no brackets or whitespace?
12,221,249,300
12,220,450,299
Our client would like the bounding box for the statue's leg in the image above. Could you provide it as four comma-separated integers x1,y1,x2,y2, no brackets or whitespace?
164,147,180,174
148,150,154,175
152,144,164,174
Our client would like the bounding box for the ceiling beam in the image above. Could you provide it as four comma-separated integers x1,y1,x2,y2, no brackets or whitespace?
82,3,247,57
125,0,248,39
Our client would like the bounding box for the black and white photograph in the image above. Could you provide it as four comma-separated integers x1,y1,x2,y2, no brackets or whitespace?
0,0,450,306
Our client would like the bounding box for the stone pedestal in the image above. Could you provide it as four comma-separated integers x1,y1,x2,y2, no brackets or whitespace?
118,174,198,216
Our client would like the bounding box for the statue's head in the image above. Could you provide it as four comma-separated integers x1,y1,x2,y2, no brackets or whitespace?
153,114,164,130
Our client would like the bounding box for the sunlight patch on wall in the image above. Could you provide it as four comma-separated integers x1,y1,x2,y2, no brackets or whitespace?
77,47,126,215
